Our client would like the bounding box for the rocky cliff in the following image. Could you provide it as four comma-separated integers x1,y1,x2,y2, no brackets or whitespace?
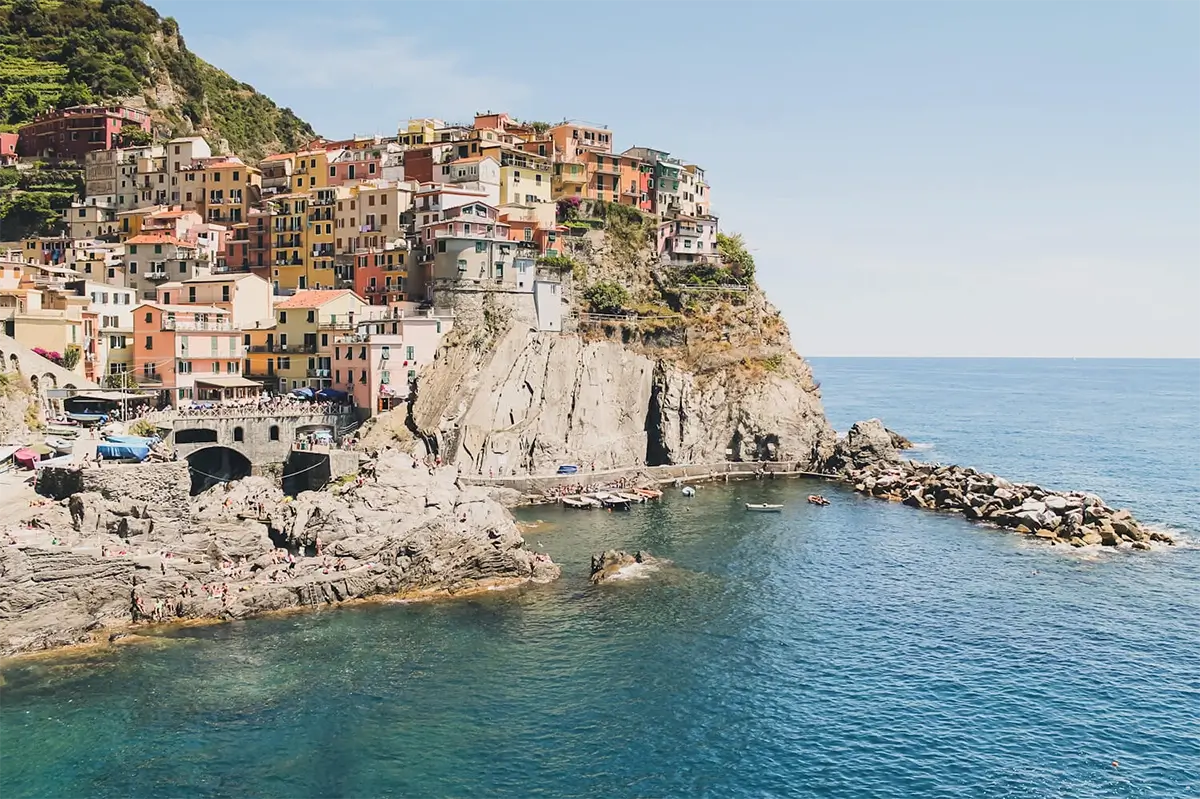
0,454,557,657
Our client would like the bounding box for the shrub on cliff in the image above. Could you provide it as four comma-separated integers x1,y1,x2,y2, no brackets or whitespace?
717,232,756,283
583,281,630,315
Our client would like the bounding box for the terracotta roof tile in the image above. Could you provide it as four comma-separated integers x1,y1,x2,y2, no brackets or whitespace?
275,289,359,309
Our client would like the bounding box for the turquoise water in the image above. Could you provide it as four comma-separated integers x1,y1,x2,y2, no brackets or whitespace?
3,359,1198,798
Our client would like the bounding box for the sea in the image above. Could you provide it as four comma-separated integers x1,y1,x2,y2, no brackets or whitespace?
2,359,1197,798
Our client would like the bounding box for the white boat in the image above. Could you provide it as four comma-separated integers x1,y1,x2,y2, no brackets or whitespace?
745,503,783,512
592,492,632,509
616,491,646,503
45,437,74,456
562,496,594,509
681,486,696,497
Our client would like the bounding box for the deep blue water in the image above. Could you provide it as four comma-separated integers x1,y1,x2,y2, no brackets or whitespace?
2,359,1198,798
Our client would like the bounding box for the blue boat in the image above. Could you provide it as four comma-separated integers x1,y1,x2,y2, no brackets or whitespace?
97,443,151,462
105,434,162,446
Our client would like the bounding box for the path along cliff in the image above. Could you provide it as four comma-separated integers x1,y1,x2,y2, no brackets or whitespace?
0,453,557,657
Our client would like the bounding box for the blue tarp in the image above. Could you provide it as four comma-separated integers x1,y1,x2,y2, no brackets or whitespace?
315,388,348,401
290,387,315,399
97,443,150,462
105,434,161,446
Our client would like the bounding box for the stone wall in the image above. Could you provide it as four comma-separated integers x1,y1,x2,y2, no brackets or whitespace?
170,412,355,466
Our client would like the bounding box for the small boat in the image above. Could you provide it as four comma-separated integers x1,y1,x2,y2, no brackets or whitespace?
616,491,646,503
681,486,696,497
45,437,73,456
632,488,663,499
593,492,632,509
561,496,593,509
14,447,40,469
807,495,831,506
746,503,784,512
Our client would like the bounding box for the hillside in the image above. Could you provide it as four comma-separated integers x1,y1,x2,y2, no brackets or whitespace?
0,0,315,160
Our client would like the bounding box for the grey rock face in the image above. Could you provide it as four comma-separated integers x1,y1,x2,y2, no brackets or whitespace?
0,454,558,657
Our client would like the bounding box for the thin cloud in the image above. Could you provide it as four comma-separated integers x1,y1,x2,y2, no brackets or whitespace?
192,25,529,136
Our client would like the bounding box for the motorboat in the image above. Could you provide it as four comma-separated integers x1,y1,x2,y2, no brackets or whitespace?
45,437,74,456
615,491,646,503
632,488,663,499
592,492,632,510
561,496,594,509
807,495,831,506
681,486,696,497
745,503,784,512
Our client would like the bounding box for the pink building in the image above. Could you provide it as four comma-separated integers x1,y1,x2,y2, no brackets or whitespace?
655,215,719,266
331,313,452,415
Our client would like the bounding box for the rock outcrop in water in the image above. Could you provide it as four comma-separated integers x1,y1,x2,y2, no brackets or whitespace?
831,419,1172,548
0,452,558,657
590,550,662,584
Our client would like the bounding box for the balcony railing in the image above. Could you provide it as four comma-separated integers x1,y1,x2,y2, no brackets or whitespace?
267,343,317,354
139,373,163,384
146,271,168,281
307,368,331,378
162,319,236,331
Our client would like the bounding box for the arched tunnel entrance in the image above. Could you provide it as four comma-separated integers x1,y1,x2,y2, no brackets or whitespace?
186,446,253,495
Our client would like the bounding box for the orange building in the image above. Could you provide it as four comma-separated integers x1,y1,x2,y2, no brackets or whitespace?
132,301,253,405
548,121,613,161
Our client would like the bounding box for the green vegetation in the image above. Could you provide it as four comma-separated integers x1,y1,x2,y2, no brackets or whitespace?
128,418,159,437
0,0,316,159
582,281,629,315
116,123,151,147
716,232,756,283
102,371,139,389
0,189,64,237
536,254,575,271
61,344,81,370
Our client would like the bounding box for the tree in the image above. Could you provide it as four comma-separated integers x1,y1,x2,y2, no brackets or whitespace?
582,281,630,315
117,124,152,147
61,345,82,371
103,371,139,390
2,87,46,125
0,192,60,239
56,81,94,109
717,232,756,283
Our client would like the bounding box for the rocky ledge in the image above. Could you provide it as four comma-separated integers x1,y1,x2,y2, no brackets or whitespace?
0,451,559,658
831,419,1173,548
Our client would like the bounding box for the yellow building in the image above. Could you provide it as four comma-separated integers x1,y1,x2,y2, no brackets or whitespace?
308,187,337,290
291,150,331,192
242,323,279,392
271,194,308,291
398,118,441,148
197,159,261,226
272,290,370,391
552,161,587,199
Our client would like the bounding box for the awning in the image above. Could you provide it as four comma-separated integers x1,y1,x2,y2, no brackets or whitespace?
68,391,154,402
194,376,263,389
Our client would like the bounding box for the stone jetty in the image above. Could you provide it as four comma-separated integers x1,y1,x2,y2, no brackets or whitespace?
831,420,1173,548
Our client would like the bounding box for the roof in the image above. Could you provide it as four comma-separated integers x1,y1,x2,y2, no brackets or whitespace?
157,281,184,290
147,209,194,219
125,233,190,246
137,301,230,314
275,289,360,309
182,272,262,284
193,376,263,388
260,152,296,162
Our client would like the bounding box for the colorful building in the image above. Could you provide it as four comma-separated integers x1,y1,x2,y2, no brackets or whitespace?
131,302,248,404
272,290,373,391
16,105,151,160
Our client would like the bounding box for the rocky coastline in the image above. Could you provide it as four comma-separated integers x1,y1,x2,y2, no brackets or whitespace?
0,451,559,659
829,419,1173,548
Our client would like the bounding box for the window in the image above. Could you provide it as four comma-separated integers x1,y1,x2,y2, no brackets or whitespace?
144,311,152,323
269,425,280,441
211,336,218,355
145,335,153,349
406,346,414,360
189,287,197,302
233,426,244,442
155,244,162,254
475,241,486,253
279,311,287,324
437,240,447,253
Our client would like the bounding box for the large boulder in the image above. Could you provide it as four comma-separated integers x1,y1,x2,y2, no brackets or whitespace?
590,550,661,584
828,419,901,472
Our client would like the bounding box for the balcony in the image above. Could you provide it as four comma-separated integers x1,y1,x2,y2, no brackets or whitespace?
146,270,168,281
269,343,317,354
593,163,621,177
162,319,236,332
139,373,163,384
307,368,331,378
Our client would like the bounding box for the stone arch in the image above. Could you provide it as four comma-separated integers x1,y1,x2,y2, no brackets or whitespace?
185,446,253,495
9,353,19,373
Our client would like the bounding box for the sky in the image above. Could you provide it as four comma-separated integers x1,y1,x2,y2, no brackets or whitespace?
154,0,1200,357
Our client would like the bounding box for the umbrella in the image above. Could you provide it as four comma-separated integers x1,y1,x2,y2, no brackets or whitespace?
290,387,315,399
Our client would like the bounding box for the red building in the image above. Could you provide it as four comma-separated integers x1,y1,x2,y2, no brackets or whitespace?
402,147,434,184
16,105,152,160
0,132,17,165
351,248,407,306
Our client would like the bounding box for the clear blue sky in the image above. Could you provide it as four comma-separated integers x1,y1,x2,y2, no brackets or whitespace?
155,0,1200,357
